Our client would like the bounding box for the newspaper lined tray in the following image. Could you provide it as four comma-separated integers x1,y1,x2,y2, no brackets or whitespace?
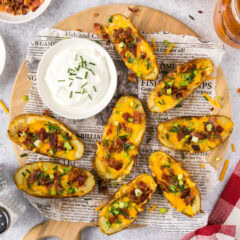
23,28,224,233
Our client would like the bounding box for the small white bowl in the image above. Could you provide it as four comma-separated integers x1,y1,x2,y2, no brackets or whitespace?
37,38,117,120
0,0,52,24
0,34,6,76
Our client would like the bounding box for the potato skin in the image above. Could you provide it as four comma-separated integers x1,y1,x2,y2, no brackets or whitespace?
105,14,159,81
148,58,214,113
14,162,95,198
98,174,157,235
94,96,146,181
158,115,233,153
8,114,84,161
149,151,201,217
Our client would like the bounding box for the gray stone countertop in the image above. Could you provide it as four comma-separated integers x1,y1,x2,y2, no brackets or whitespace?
0,0,239,239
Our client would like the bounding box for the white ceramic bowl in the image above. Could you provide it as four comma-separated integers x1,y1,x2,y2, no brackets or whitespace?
0,0,52,24
37,38,117,120
0,35,6,76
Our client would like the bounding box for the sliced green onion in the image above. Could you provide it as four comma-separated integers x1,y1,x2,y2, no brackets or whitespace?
69,91,73,98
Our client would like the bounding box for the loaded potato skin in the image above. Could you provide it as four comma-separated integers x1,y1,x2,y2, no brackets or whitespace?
94,96,146,181
14,162,95,198
158,115,233,153
104,14,159,81
149,151,200,217
148,58,214,113
8,114,84,161
98,174,157,235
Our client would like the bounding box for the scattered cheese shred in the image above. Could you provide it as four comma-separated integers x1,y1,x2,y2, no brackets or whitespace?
0,100,9,114
164,43,175,55
200,163,205,168
95,205,103,212
231,144,235,152
214,96,222,109
206,77,216,80
202,93,221,109
219,159,229,182
149,204,157,212
152,38,157,51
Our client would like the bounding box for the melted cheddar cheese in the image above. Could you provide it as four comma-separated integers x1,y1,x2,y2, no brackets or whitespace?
149,152,200,217
158,115,233,153
94,96,146,181
105,14,159,80
148,58,214,113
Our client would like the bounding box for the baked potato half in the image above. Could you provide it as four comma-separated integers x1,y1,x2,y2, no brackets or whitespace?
158,115,233,152
148,58,214,113
98,174,157,235
94,96,146,181
8,114,84,161
104,14,159,81
149,151,200,217
14,162,95,198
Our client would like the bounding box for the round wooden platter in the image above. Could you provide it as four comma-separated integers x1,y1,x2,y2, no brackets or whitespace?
9,4,231,240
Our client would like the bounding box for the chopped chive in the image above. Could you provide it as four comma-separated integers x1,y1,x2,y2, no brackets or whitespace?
26,169,31,174
81,82,88,88
57,80,65,82
85,72,88,79
80,56,84,64
76,76,82,79
93,86,97,92
75,65,81,71
68,68,75,73
189,14,195,20
85,67,95,75
75,91,82,94
20,153,28,158
22,172,26,177
75,54,78,61
69,82,72,87
69,91,73,98
162,99,166,105
89,62,96,65
69,73,77,76
69,78,74,81
88,94,92,100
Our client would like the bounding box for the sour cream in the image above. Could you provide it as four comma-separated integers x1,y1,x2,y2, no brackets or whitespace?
38,38,117,119
45,48,109,109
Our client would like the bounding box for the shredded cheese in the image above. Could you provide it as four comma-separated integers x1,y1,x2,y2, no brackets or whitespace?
152,38,157,51
200,163,205,168
214,96,222,109
0,100,9,114
95,204,105,212
219,159,229,182
231,144,235,152
164,43,175,55
149,204,157,212
202,93,221,109
206,77,216,80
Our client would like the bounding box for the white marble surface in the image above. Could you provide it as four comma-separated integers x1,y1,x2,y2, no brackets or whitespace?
0,0,239,239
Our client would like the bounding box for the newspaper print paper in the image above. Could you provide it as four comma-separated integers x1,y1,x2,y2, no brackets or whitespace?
24,28,224,233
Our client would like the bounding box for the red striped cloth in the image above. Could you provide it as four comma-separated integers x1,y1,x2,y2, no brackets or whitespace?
182,160,240,240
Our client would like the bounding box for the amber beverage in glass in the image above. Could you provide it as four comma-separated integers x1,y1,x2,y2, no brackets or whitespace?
214,0,240,48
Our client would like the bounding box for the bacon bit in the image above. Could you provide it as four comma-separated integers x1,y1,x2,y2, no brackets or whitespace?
128,73,137,83
206,77,216,80
149,204,157,212
0,100,9,114
210,107,214,111
93,13,99,17
198,10,203,14
200,163,205,168
237,88,240,94
219,159,229,182
164,43,175,55
152,38,157,51
128,7,140,14
231,144,235,152
43,109,51,116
